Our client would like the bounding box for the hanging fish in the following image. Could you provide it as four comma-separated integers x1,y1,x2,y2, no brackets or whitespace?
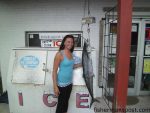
82,39,100,107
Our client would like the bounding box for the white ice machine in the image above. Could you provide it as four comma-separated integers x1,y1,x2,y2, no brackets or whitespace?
7,47,100,113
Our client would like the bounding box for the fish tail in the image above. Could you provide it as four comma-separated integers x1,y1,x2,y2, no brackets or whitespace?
90,98,100,108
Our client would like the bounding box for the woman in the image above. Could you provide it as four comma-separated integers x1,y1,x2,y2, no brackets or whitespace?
52,35,81,113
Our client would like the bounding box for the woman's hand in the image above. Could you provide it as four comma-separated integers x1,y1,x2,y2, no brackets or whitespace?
73,63,82,69
54,86,60,96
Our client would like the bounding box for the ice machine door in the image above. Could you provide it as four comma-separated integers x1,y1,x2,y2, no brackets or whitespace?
12,50,47,84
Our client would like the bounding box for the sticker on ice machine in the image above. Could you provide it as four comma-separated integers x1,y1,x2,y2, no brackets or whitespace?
20,56,39,69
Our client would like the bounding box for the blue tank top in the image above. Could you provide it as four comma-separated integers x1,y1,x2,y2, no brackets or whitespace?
57,50,74,87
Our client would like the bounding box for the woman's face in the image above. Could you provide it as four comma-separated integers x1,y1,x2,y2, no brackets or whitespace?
64,38,74,50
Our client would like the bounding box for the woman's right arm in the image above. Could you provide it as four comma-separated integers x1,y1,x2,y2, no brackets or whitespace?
52,52,61,96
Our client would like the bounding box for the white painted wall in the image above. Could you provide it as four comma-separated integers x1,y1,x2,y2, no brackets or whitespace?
0,0,115,91
0,0,150,92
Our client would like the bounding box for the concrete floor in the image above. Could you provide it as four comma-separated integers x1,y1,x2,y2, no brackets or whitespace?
93,96,150,113
0,96,150,113
0,103,9,113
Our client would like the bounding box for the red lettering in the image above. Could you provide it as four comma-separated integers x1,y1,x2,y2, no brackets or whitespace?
43,94,57,107
53,40,56,47
76,93,89,108
18,92,23,106
56,40,61,47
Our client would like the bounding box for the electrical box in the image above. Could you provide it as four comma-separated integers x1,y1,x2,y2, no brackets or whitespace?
82,17,96,25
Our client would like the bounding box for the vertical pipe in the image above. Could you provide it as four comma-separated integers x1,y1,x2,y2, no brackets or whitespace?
112,0,133,112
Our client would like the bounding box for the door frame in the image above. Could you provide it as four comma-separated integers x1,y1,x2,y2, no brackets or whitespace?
105,19,150,96
136,19,150,95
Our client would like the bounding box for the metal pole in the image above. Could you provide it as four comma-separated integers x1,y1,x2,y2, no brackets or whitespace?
112,0,133,113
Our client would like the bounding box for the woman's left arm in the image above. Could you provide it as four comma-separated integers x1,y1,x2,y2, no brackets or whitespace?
73,63,82,69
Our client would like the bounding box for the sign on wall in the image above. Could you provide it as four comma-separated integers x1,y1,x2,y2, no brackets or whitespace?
143,58,150,74
145,40,150,55
25,31,83,48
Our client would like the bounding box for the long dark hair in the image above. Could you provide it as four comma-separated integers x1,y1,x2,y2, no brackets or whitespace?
59,35,75,53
